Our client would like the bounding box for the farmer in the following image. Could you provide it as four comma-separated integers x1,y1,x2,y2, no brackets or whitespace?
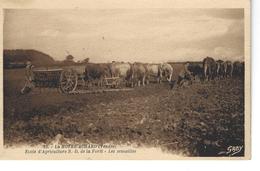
170,62,193,89
177,62,194,86
21,60,34,94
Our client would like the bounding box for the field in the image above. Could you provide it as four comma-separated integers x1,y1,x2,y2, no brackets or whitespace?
4,68,244,157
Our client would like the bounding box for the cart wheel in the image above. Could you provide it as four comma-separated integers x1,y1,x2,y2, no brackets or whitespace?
60,69,78,93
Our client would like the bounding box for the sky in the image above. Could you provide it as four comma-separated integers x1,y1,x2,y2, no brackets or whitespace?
3,9,244,63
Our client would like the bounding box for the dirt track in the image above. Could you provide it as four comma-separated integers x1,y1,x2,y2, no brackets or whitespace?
4,69,244,156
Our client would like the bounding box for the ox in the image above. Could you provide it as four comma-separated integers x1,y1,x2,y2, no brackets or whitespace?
85,63,111,87
144,63,161,84
216,60,225,79
187,62,204,81
131,62,147,87
233,61,244,79
109,62,132,86
203,57,217,81
159,63,173,83
223,61,233,78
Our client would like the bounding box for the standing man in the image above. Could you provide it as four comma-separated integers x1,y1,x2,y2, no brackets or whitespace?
21,60,34,94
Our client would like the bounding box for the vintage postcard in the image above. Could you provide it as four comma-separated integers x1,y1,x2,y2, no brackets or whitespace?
0,0,251,159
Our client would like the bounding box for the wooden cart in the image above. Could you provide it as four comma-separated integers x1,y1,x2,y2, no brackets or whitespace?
30,66,121,94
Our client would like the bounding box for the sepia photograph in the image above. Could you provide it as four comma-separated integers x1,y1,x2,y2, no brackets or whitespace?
1,2,250,160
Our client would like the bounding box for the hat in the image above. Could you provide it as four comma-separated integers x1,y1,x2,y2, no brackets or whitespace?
26,60,32,65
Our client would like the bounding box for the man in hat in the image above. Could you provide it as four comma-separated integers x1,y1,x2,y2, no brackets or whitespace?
170,62,193,89
21,60,34,94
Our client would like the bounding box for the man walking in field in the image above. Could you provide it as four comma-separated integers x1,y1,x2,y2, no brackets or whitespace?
21,60,34,94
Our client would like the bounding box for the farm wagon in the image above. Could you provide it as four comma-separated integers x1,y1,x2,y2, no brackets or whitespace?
30,65,121,94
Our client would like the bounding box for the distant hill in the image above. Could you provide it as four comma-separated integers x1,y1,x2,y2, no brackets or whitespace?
4,49,56,68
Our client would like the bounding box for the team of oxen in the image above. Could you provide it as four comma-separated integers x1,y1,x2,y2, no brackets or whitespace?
84,56,244,88
203,57,244,81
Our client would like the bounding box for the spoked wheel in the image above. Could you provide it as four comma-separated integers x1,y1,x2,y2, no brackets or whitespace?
59,69,78,93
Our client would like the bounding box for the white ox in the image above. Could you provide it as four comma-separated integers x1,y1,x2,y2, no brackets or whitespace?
159,63,173,83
